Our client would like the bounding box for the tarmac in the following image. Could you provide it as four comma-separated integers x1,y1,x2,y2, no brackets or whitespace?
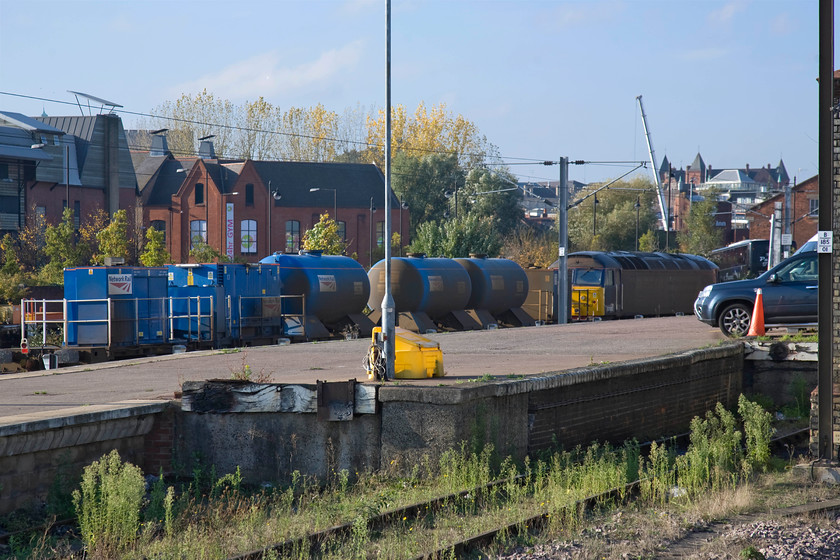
0,316,726,420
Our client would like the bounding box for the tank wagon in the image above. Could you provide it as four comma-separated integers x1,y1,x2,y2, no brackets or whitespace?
259,250,374,339
453,255,534,328
367,254,474,333
567,251,718,320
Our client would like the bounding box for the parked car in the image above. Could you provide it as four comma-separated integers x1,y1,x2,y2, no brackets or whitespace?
694,250,818,336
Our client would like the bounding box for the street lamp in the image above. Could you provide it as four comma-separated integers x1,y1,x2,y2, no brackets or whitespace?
309,187,337,221
634,196,641,251
369,197,377,268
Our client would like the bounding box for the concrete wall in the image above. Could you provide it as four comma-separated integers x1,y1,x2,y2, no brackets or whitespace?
0,401,171,515
0,343,745,516
380,343,743,466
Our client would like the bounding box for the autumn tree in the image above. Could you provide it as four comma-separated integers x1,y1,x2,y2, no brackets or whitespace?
189,241,226,264
94,209,130,265
147,89,236,157
502,225,557,268
139,227,171,266
302,214,347,255
366,102,492,170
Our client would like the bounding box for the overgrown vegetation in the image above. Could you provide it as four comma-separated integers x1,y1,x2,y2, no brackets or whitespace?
1,394,804,559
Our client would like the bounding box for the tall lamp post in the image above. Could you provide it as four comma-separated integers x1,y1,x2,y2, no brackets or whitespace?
309,187,337,221
592,194,599,236
369,197,377,268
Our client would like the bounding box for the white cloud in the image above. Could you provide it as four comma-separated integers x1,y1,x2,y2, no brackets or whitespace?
707,1,747,25
171,41,365,101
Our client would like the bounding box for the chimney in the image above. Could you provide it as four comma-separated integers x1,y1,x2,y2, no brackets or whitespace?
150,134,170,157
198,134,216,159
745,163,749,173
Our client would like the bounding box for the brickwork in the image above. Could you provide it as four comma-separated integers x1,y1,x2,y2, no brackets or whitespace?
0,403,172,516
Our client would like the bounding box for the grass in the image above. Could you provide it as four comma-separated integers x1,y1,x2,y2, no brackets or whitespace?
5,395,827,560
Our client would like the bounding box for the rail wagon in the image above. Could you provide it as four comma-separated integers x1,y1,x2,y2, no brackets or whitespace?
567,251,718,320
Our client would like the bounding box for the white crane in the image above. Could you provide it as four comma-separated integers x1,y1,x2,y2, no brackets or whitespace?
636,95,669,231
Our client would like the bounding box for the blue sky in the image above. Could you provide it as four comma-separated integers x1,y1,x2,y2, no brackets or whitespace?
0,0,832,185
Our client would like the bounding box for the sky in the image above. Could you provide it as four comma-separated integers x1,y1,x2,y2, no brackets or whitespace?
0,0,833,186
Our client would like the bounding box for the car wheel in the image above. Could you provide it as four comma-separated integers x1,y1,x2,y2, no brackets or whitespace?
719,303,752,337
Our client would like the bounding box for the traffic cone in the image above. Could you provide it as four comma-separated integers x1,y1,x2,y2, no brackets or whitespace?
747,288,765,337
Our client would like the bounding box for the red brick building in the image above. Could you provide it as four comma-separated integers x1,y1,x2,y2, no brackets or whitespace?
747,174,818,251
135,135,407,266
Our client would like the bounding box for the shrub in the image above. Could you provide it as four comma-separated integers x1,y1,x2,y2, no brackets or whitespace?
72,450,145,555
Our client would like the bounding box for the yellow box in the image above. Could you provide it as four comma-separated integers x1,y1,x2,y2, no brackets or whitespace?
372,327,444,379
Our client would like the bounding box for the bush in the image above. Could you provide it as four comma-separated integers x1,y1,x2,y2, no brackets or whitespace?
72,450,145,556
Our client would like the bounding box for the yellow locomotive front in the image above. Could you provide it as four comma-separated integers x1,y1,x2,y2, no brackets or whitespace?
570,267,606,319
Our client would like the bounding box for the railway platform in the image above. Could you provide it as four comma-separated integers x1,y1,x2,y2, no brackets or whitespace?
0,316,724,420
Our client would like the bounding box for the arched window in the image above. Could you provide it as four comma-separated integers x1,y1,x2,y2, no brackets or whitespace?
241,219,257,254
285,220,300,253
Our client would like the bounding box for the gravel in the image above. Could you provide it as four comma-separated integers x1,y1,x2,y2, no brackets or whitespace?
496,512,840,559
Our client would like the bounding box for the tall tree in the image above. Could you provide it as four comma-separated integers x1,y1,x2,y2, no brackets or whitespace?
366,102,492,170
149,89,236,157
392,152,463,237
463,167,522,236
678,194,723,256
139,227,171,267
94,209,130,265
567,178,658,251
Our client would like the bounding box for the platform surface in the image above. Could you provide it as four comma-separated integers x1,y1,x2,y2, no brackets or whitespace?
0,316,725,420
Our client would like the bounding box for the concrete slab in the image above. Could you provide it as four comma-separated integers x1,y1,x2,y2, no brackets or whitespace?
0,316,725,419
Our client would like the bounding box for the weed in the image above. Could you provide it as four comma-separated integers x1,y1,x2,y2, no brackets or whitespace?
740,545,766,559
72,449,145,555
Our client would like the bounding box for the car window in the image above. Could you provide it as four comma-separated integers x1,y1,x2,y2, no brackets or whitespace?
574,269,603,286
774,256,817,283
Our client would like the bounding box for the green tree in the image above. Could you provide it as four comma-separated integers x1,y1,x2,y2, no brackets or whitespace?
567,178,658,251
392,152,463,237
94,209,130,265
639,229,660,252
463,166,522,237
0,234,27,304
189,241,226,263
302,214,347,255
678,193,723,256
139,227,171,266
42,208,87,284
408,214,502,258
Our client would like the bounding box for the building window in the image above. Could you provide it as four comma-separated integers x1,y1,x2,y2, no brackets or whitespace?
0,195,18,213
53,135,60,146
195,183,205,205
190,220,207,248
35,206,46,231
245,184,254,206
809,199,819,216
285,220,300,253
241,219,257,254
73,201,80,230
337,220,346,241
150,220,166,242
0,163,8,181
376,221,385,247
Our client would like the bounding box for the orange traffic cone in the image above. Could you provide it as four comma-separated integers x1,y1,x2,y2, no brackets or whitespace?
747,288,765,337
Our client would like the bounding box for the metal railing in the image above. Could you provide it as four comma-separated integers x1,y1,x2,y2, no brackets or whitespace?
168,296,214,342
234,294,306,339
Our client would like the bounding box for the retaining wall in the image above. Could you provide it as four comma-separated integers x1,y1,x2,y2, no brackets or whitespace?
0,343,744,516
0,401,173,515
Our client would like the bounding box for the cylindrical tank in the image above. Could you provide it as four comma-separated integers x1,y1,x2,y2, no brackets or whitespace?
367,255,471,318
454,256,529,314
259,251,370,324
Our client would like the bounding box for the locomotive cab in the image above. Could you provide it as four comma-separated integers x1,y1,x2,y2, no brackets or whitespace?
570,267,619,319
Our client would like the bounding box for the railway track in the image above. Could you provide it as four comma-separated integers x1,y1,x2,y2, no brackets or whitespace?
0,429,813,558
